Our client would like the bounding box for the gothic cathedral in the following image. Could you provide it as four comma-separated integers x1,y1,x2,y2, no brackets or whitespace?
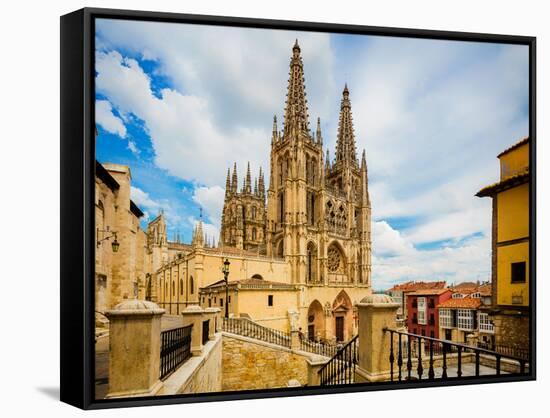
221,40,372,289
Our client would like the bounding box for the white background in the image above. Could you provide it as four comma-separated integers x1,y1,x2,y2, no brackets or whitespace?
0,0,547,416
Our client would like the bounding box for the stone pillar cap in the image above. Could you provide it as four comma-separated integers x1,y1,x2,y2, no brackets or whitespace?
357,294,399,308
182,304,205,313
106,299,165,316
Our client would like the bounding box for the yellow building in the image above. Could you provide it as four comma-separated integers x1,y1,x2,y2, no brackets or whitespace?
476,136,530,352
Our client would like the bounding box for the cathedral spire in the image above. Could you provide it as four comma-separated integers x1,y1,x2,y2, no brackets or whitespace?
258,167,265,198
283,40,310,138
316,117,323,145
361,149,370,205
231,162,238,193
272,115,278,143
254,177,258,195
225,168,231,200
192,218,204,247
325,148,331,171
335,84,358,166
244,162,252,194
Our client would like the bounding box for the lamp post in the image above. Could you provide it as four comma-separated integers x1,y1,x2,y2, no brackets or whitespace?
97,227,120,253
221,258,230,318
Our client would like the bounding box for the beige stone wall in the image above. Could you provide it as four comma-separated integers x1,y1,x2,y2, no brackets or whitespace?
492,312,529,351
95,163,152,312
222,335,309,390
155,250,289,314
179,337,223,394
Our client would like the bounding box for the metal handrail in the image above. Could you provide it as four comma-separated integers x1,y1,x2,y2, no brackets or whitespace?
318,335,358,386
384,328,529,381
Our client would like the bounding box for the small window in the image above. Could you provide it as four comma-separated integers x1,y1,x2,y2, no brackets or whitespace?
511,262,526,283
220,298,224,307
268,295,273,306
430,330,435,338
228,296,231,303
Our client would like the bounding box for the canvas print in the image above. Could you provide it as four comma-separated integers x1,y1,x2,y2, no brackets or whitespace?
93,18,531,399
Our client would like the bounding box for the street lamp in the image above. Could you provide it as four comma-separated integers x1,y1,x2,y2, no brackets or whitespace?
97,227,120,253
221,258,230,318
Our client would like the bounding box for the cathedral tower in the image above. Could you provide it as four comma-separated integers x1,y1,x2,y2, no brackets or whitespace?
221,40,371,288
220,162,266,251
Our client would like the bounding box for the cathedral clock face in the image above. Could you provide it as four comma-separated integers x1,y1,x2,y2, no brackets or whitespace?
328,246,341,272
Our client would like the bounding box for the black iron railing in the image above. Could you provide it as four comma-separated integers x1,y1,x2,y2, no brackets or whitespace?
160,324,193,379
477,341,530,361
222,317,291,348
318,335,358,386
385,328,529,381
202,319,210,345
300,338,339,357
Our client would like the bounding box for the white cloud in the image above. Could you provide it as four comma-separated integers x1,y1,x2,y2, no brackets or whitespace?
191,185,225,226
371,221,491,290
130,186,161,212
130,186,182,227
96,21,334,188
372,221,414,257
95,50,272,187
95,99,126,138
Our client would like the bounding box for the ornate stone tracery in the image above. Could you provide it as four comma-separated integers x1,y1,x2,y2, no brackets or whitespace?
327,244,344,273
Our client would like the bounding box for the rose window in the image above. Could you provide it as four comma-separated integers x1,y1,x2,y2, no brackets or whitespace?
328,246,342,272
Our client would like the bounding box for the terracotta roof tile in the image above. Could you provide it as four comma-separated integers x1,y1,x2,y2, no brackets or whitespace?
496,136,529,158
388,281,446,292
437,298,482,309
407,288,452,296
476,168,529,197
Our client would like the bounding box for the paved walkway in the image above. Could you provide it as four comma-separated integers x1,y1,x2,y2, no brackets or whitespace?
94,315,184,399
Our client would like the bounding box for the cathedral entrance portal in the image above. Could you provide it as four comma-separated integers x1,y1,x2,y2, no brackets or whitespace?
335,316,344,342
332,290,353,342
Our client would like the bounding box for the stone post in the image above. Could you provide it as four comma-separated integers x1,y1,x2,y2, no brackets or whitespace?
205,307,221,339
181,304,205,355
355,294,400,383
287,309,301,350
306,357,328,386
105,299,165,398
466,333,479,348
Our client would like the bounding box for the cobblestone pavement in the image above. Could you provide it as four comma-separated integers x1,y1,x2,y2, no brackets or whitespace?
94,315,184,399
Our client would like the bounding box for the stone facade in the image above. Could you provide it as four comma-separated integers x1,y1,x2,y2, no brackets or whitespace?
491,312,529,349
222,335,309,390
95,162,149,313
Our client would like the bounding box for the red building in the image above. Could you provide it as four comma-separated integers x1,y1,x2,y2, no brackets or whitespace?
406,288,452,339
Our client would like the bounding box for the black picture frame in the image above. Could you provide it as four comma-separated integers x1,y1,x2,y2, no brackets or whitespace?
60,7,536,410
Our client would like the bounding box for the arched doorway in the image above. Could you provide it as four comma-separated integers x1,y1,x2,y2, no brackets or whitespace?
307,300,325,341
332,290,353,342
306,241,318,283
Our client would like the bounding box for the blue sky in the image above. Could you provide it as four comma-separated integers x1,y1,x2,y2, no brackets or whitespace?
95,18,529,289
